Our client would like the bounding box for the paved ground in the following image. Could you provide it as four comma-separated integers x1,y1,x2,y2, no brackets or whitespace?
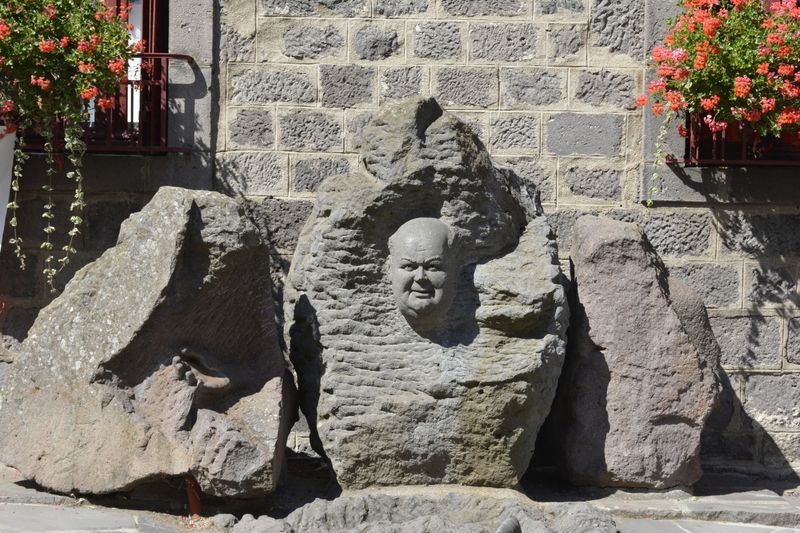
1,464,799,532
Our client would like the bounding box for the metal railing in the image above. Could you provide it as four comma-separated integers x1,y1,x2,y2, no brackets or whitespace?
683,113,800,167
22,53,194,154
82,53,194,153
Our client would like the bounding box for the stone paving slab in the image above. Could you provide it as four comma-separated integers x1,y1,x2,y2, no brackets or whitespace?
0,503,190,533
618,518,800,532
2,462,800,532
593,489,800,528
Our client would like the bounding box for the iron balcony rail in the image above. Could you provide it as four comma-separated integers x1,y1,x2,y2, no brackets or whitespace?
23,53,194,154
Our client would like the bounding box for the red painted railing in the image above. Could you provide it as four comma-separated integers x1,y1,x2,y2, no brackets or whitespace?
683,113,800,167
82,52,194,153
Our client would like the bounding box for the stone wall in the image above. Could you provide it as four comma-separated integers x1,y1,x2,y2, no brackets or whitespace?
2,0,799,482
214,0,800,480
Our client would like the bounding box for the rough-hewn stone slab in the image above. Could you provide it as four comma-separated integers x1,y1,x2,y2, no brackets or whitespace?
0,187,293,498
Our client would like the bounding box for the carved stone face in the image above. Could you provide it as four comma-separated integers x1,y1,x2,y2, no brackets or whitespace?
389,218,457,331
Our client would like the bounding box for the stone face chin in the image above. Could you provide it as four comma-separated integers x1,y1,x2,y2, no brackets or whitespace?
0,187,293,497
285,97,569,488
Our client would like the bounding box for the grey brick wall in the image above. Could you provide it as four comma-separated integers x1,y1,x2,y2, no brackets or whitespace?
210,0,800,479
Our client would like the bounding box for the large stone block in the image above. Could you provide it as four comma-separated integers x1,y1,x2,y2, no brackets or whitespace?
228,108,275,149
215,151,288,195
550,215,721,489
434,67,498,109
562,166,621,201
573,69,636,109
320,64,376,108
354,24,402,61
718,213,800,257
709,315,782,370
382,66,424,101
0,188,294,497
500,68,566,109
279,109,343,152
490,114,539,154
374,0,429,16
412,22,463,60
744,374,800,431
291,156,351,193
285,98,568,488
229,66,316,104
668,262,740,308
545,113,624,156
470,23,539,63
440,0,528,17
589,0,644,60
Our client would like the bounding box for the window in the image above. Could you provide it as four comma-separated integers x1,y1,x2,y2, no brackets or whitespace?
24,0,192,154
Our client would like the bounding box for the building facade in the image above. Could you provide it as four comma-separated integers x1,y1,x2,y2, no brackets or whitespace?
1,0,798,481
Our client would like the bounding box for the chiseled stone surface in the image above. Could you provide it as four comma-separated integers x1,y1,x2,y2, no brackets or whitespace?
320,64,376,108
435,67,499,108
283,24,344,60
589,0,644,59
229,66,315,104
285,98,569,488
375,0,428,16
470,23,538,62
501,68,565,108
440,0,527,17
574,70,636,109
551,215,721,489
709,315,781,369
413,22,462,60
382,67,423,100
232,488,616,533
354,26,400,60
0,187,293,497
562,166,622,200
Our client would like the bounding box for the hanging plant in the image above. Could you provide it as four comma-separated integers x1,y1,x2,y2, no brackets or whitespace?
0,0,139,290
641,0,800,136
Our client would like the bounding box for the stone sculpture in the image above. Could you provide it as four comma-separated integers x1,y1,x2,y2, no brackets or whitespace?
285,97,569,488
388,218,458,331
550,215,721,488
0,187,293,497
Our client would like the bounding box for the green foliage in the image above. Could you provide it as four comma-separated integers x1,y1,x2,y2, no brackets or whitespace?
0,0,137,291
